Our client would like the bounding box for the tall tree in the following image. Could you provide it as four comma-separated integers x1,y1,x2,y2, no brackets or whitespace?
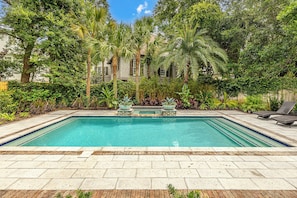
278,1,297,39
153,0,199,33
90,1,112,83
223,0,294,78
143,34,163,79
40,1,86,87
107,23,134,98
132,16,154,102
0,0,80,83
158,21,228,84
72,1,107,98
188,2,224,41
155,1,228,84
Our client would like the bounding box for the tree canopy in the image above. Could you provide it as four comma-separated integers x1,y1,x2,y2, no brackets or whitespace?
0,0,87,83
0,0,296,97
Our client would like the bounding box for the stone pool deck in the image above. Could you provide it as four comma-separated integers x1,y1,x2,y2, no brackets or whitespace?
0,110,297,197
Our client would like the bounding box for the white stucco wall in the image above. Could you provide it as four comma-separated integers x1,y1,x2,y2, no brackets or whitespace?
0,34,9,51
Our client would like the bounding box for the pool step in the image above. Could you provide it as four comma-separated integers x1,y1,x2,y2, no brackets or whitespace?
206,120,257,147
207,119,277,147
216,118,284,147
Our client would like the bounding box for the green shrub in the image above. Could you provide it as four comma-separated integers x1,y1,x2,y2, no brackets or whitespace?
214,92,239,110
19,112,30,118
30,99,48,114
168,184,201,198
8,81,84,107
0,113,15,121
0,91,18,113
91,83,110,98
12,89,55,113
195,90,215,110
139,76,159,99
72,96,89,109
240,95,266,113
89,96,100,109
140,77,183,102
176,84,193,109
117,80,135,99
55,190,92,198
269,97,282,111
98,86,118,109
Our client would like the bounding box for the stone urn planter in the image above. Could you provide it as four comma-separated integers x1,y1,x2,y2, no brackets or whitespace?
162,104,176,110
162,97,176,110
119,95,133,110
119,104,132,110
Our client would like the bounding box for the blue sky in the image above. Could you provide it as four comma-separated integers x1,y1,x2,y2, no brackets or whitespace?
108,0,157,24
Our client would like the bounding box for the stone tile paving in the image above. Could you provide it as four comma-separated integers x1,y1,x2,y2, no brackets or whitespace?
0,110,296,192
0,153,296,190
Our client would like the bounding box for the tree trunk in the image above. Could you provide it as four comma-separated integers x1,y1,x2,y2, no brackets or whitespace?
112,55,118,99
147,60,151,79
86,48,91,98
184,64,189,84
102,59,105,82
21,42,35,83
135,50,141,103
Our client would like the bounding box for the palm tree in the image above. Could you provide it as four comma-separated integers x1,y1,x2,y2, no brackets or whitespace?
158,22,228,84
132,17,154,102
92,47,109,83
72,2,107,98
107,22,134,98
143,35,163,79
91,25,111,83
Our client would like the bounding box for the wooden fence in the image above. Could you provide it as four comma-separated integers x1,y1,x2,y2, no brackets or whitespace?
237,89,297,103
261,90,297,102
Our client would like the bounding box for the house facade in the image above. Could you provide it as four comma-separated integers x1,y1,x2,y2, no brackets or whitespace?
0,34,20,81
93,56,148,83
93,55,177,83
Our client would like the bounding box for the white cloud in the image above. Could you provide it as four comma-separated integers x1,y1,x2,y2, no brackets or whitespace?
144,10,152,14
136,1,148,14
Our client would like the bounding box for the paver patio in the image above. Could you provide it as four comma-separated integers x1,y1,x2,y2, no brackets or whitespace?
0,110,297,197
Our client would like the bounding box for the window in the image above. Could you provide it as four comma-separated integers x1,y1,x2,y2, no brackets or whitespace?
130,58,136,76
159,68,166,77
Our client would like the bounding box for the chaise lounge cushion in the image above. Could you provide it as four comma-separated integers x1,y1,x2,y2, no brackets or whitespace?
254,101,296,119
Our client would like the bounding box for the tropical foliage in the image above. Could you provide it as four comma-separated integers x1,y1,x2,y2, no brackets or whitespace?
107,22,134,98
72,2,108,98
132,16,154,102
0,0,296,120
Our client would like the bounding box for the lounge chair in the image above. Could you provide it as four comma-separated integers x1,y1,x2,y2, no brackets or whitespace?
254,101,296,119
272,115,297,126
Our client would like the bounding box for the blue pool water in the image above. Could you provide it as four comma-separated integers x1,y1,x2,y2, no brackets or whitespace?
3,117,287,147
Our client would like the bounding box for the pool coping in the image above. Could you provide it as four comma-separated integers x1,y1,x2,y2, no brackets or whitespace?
0,109,297,153
1,110,297,192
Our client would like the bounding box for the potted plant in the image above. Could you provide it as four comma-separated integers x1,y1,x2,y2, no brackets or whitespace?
162,97,177,110
119,95,133,110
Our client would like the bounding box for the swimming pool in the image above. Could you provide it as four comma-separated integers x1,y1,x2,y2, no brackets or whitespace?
2,116,287,147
